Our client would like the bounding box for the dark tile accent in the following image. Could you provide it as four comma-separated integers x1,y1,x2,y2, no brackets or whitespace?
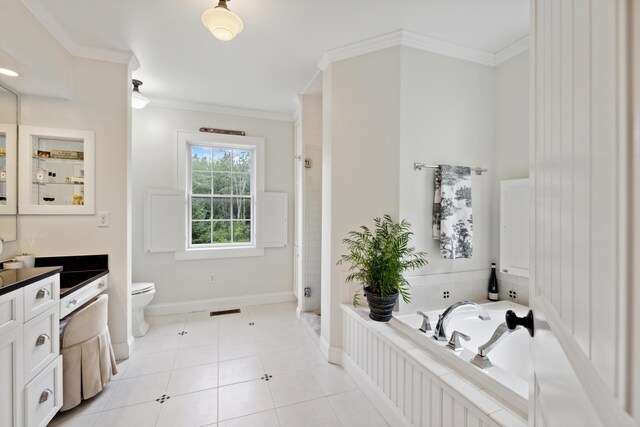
261,374,273,381
156,394,171,403
210,308,241,317
178,331,188,336
248,322,255,326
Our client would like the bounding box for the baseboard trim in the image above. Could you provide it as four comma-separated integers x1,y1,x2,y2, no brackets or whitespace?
113,335,134,360
318,336,343,364
342,353,411,427
144,292,297,316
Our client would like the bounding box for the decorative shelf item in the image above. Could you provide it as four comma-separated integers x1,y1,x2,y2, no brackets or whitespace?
19,126,95,215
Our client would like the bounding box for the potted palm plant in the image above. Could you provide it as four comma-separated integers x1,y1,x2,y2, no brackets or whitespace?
338,214,428,322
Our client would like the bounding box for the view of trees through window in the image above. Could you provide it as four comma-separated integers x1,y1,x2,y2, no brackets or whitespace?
190,145,253,246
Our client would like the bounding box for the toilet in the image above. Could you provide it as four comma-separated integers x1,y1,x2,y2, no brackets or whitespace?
131,282,156,337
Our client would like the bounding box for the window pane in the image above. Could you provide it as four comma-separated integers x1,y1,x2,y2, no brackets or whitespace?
192,198,211,220
212,149,231,172
192,172,212,194
233,150,251,173
192,221,212,244
213,221,232,243
232,173,251,196
212,197,231,219
213,172,231,194
191,146,212,170
232,198,251,220
233,221,251,243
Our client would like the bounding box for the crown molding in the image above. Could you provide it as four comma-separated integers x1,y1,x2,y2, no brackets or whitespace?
149,98,295,122
20,0,138,66
318,30,530,71
494,35,530,65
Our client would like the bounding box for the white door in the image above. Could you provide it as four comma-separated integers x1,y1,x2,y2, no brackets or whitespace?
530,1,638,426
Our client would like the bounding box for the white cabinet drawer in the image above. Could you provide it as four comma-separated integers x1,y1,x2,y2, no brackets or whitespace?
24,355,62,427
60,275,108,318
0,290,23,336
23,276,59,322
24,307,59,383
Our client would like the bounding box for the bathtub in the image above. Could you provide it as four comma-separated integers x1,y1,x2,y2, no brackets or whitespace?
392,300,530,414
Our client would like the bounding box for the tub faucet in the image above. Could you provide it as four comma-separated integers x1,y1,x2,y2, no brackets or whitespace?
471,322,514,369
416,311,431,333
433,301,490,341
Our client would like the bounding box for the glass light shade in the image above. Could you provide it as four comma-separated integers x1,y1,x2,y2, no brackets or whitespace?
131,91,149,109
202,6,243,41
0,68,19,77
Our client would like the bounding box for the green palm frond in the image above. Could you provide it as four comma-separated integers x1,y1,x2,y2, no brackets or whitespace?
338,214,428,306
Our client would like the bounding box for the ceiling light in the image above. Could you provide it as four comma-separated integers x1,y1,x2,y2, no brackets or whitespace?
131,79,149,109
202,0,244,41
0,68,19,77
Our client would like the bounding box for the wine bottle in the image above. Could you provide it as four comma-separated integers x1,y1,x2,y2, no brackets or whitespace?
488,263,499,301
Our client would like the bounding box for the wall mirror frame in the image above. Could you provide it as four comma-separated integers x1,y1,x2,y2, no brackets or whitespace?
0,82,19,241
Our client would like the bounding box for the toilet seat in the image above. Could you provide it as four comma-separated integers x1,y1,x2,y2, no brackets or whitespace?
132,282,155,295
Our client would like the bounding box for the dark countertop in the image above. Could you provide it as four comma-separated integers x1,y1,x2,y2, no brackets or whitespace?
59,269,109,298
0,266,63,297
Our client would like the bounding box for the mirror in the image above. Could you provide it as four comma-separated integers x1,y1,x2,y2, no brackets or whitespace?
0,83,18,241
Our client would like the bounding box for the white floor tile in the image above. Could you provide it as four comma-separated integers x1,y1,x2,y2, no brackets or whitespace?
267,369,324,407
179,329,219,348
145,321,186,338
219,356,264,386
134,334,182,355
255,334,302,355
185,316,220,331
218,337,259,361
260,346,326,376
328,390,388,427
156,388,218,427
218,410,280,427
49,412,98,427
166,362,219,396
122,350,176,379
310,363,358,396
276,398,341,427
93,401,161,427
218,379,275,421
218,324,255,341
103,372,170,410
174,344,219,369
149,313,188,325
55,381,118,416
111,358,131,381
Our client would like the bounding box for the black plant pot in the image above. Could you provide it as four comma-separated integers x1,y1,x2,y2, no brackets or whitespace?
364,286,399,322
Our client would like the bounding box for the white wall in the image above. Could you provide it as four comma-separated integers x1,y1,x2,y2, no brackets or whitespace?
321,47,402,356
18,57,131,355
132,106,294,307
492,51,530,303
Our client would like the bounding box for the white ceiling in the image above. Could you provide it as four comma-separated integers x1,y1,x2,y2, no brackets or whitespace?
24,0,529,116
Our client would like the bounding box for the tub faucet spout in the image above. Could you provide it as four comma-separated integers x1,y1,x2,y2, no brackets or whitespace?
432,301,491,342
471,322,514,369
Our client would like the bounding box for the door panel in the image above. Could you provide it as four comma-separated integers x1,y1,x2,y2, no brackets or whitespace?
531,0,636,425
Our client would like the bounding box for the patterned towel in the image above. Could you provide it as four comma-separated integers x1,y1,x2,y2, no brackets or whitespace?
432,165,473,259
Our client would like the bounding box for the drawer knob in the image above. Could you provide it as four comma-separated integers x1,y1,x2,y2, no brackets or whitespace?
68,299,78,307
98,281,105,288
36,334,50,346
39,388,53,404
36,288,50,299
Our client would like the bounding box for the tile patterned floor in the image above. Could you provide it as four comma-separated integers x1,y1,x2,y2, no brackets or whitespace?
49,302,388,427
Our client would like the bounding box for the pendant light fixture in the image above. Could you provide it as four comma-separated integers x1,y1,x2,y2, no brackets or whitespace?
131,79,149,109
202,0,244,41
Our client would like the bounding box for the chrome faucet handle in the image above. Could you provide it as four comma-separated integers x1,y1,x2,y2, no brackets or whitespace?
446,330,470,351
416,311,431,333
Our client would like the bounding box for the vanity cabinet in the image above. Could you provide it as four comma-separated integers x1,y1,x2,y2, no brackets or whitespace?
18,126,94,215
0,273,62,427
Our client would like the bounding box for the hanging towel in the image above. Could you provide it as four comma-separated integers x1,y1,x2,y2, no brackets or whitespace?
432,165,473,259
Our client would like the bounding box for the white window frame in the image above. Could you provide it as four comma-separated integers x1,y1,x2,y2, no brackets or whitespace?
176,131,265,260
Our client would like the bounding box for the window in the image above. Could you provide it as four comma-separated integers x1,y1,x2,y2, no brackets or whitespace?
176,132,266,260
189,145,254,247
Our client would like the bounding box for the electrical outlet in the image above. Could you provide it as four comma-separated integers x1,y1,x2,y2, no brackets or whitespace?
97,211,110,227
209,273,216,284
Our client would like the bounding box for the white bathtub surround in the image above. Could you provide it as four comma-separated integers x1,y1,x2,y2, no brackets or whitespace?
342,304,527,427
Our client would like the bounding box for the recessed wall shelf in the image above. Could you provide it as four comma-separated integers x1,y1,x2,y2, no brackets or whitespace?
19,126,95,215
